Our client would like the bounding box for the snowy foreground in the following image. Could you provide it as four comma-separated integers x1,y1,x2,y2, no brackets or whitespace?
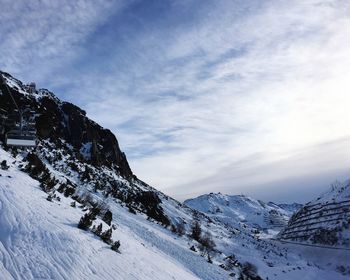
0,147,349,280
0,148,220,280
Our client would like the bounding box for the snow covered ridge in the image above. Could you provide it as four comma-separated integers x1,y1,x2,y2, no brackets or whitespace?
1,72,57,101
278,180,350,248
184,193,301,238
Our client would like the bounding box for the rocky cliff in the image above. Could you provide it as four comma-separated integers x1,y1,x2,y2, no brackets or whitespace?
0,71,132,179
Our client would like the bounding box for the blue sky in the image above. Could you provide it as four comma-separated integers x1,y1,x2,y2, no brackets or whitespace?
1,0,350,203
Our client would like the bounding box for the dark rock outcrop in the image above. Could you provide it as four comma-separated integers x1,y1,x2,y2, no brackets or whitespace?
0,71,133,179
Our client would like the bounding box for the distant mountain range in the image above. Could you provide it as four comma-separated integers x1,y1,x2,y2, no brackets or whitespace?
184,193,302,237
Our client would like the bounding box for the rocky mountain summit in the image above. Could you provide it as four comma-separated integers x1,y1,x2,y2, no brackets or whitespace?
0,71,132,178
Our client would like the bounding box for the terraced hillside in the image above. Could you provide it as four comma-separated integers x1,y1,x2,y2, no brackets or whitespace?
278,180,350,247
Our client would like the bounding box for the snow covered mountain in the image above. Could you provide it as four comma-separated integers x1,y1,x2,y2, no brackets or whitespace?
278,180,350,248
184,193,300,237
0,71,349,279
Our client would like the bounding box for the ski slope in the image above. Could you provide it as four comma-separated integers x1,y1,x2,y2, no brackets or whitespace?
0,148,225,280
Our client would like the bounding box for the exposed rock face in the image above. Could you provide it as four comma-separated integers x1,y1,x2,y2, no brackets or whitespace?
0,71,133,179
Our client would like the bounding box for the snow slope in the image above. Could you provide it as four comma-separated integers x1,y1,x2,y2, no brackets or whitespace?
0,148,227,280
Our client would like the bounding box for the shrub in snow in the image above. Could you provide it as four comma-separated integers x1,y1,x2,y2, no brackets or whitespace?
81,166,92,181
190,220,202,242
68,161,79,172
133,191,170,227
57,183,66,193
100,228,113,244
102,210,113,226
64,185,75,197
42,177,56,192
171,224,177,233
171,222,184,235
111,240,121,252
70,201,76,207
93,223,103,236
90,206,101,217
190,245,197,252
177,222,186,236
207,254,212,263
223,255,238,270
128,206,136,214
25,153,50,180
37,173,57,193
24,153,60,193
239,262,263,280
1,160,9,170
78,212,94,230
199,231,216,259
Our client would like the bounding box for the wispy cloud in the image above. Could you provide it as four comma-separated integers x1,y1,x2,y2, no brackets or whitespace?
0,0,128,83
1,0,350,202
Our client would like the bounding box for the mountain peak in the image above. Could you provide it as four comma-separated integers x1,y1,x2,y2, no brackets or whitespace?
0,70,133,179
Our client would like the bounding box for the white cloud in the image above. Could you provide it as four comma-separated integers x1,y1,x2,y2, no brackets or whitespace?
102,0,350,200
2,0,350,202
0,0,127,82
